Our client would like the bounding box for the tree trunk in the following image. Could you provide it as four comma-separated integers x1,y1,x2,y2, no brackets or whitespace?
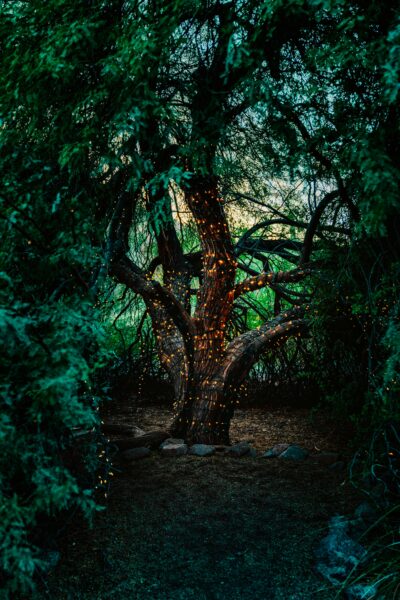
170,372,234,444
169,328,242,445
167,178,238,443
169,312,305,444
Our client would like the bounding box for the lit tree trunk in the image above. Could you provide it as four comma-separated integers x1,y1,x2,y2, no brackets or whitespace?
171,327,235,444
168,178,235,442
170,177,305,442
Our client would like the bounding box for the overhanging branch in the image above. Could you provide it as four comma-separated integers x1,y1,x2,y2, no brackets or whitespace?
271,98,360,221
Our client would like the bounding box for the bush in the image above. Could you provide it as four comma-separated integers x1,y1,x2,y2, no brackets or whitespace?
0,204,108,596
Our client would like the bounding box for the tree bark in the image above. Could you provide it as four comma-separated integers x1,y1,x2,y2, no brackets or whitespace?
171,377,233,445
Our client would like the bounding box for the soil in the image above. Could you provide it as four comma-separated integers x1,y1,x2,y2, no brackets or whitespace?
35,405,361,600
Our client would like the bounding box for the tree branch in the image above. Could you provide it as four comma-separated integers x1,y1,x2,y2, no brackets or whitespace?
110,255,195,357
221,309,306,385
234,266,311,299
300,189,340,264
231,193,351,236
271,98,360,221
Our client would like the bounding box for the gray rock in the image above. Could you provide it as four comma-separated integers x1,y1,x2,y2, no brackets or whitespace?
262,449,277,458
160,438,185,448
189,444,216,457
121,447,151,461
160,443,188,456
261,443,290,458
314,516,367,585
345,583,378,599
228,441,251,457
279,445,309,460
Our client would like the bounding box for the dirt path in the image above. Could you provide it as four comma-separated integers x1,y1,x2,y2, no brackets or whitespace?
38,407,360,600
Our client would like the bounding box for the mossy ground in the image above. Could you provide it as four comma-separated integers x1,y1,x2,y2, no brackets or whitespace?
36,407,360,600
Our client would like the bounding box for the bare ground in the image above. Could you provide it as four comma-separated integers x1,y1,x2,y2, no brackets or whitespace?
36,406,361,600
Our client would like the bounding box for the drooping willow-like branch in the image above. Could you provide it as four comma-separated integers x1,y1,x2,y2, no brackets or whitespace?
271,98,359,222
231,192,351,236
300,189,340,264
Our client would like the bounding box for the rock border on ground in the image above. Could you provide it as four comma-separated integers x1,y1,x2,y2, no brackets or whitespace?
189,444,216,457
160,438,188,456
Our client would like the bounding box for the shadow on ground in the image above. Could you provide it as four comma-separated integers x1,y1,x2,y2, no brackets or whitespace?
37,407,360,600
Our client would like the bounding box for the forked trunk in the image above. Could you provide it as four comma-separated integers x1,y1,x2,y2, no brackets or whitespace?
168,313,305,444
169,336,245,444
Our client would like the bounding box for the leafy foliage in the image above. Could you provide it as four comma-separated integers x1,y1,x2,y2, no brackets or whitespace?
0,1,114,594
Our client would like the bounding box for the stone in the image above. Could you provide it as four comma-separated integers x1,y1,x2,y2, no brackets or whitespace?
261,443,290,458
262,449,276,458
311,452,340,466
189,444,216,457
160,438,185,448
227,441,251,457
120,447,151,461
279,445,309,460
160,443,188,456
345,583,378,599
314,516,367,585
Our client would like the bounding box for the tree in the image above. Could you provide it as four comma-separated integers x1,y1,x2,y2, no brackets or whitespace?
105,0,361,443
105,0,400,443
3,0,398,453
